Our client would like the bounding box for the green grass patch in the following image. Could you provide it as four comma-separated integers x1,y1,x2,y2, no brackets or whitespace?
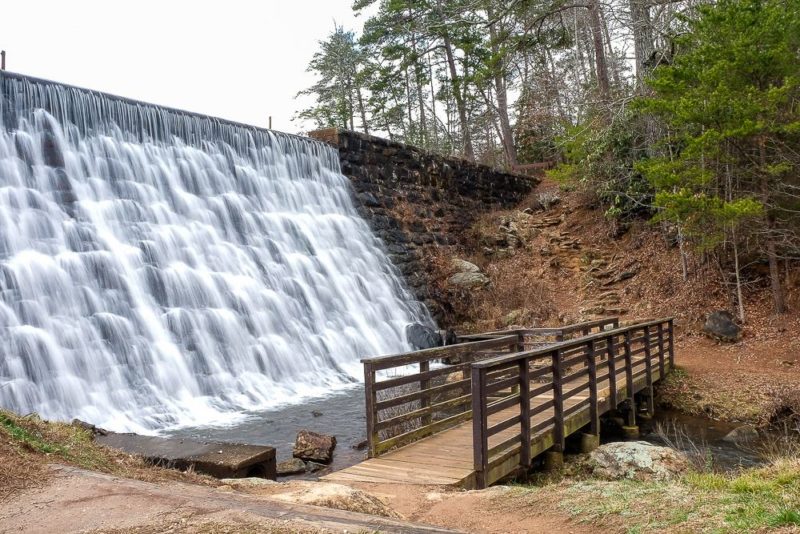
514,458,800,533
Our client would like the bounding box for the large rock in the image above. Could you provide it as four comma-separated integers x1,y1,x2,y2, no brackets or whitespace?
293,430,336,464
269,481,401,519
405,323,442,350
589,441,690,481
451,258,481,273
447,271,490,288
703,310,741,342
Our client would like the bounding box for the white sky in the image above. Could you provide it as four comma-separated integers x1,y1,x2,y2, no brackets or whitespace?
2,0,363,135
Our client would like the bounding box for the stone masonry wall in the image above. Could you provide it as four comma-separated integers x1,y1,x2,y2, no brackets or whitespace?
308,129,539,321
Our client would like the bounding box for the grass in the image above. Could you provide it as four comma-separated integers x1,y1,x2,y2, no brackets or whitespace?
0,409,216,500
512,457,800,533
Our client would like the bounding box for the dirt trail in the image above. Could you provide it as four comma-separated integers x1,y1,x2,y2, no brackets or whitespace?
0,466,451,534
0,465,593,534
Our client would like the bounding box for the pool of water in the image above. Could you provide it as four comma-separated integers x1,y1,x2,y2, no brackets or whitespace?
164,385,368,477
639,409,765,471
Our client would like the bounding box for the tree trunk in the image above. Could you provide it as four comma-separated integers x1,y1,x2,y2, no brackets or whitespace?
759,135,786,313
587,0,611,104
628,0,655,89
434,1,474,160
732,228,746,322
488,7,517,166
408,3,428,146
356,85,369,135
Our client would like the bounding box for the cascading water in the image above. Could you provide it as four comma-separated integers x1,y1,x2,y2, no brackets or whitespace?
0,72,431,433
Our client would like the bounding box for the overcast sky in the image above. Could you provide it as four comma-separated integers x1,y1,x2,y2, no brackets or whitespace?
2,0,364,134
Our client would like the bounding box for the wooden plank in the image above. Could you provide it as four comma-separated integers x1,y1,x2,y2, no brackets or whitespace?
471,366,488,489
519,357,531,472
374,362,468,390
363,335,517,369
374,394,471,432
551,349,564,452
365,363,378,458
375,378,470,411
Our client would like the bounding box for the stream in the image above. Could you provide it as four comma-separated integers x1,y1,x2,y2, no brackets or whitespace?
167,389,768,477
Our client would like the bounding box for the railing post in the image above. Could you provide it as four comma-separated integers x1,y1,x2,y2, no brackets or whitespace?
587,339,599,437
643,325,655,416
510,340,521,395
471,366,489,489
519,357,531,469
420,360,432,427
551,349,565,452
623,330,636,426
364,362,378,458
657,322,666,379
668,319,676,369
607,333,618,408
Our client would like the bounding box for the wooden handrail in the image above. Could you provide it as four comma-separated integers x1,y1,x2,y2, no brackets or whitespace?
363,333,523,457
470,318,674,488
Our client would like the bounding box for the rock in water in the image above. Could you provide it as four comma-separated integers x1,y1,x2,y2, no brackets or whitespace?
405,323,443,350
277,458,307,476
722,425,759,444
293,430,337,464
703,310,742,342
589,441,690,481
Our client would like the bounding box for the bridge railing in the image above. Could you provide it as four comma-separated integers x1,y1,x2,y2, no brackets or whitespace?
457,317,619,346
361,317,622,458
470,318,674,488
362,334,522,457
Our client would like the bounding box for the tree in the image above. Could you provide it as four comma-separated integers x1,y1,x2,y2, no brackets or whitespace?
639,0,800,314
296,26,371,133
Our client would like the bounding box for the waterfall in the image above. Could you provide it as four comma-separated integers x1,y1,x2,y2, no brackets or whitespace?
0,72,430,433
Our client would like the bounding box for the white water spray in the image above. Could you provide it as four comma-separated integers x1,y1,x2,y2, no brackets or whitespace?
0,73,430,433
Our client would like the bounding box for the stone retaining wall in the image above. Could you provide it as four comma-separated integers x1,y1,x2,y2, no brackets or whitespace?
309,129,539,321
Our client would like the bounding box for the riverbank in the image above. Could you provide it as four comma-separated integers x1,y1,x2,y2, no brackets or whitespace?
658,334,800,427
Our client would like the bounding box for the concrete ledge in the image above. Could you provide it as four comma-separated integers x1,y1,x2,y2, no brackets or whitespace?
97,433,276,480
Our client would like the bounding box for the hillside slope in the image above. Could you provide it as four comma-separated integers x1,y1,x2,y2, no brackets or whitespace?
427,181,800,426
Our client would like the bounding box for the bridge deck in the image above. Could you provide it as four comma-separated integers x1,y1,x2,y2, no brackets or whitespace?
324,356,665,488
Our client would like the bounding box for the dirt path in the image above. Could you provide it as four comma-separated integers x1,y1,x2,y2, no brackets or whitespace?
0,465,595,534
0,466,453,534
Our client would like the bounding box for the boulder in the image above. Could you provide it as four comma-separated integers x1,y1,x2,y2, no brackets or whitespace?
589,441,690,481
305,461,328,473
277,458,307,476
293,430,336,464
722,425,759,444
447,271,490,288
269,481,401,519
703,310,741,342
451,258,481,273
405,323,443,350
440,329,458,346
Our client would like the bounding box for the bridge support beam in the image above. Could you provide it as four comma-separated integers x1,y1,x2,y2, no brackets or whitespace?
579,432,600,453
543,451,564,472
622,425,640,439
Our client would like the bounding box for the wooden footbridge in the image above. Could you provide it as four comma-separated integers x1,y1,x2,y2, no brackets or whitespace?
323,317,675,489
